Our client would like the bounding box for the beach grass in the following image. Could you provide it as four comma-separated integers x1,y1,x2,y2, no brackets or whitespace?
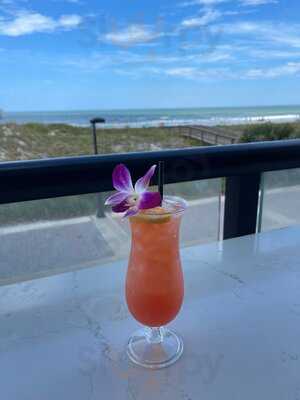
220,121,300,142
0,123,202,162
2,121,300,162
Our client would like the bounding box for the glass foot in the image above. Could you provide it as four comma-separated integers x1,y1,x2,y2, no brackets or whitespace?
127,327,183,369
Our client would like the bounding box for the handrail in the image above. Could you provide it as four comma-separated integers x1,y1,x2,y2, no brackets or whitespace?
188,125,237,141
1,139,300,239
1,139,300,205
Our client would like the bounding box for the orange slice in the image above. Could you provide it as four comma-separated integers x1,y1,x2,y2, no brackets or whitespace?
131,207,172,224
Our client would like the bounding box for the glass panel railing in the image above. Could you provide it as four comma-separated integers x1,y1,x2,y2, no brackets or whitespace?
0,193,115,285
0,179,222,286
164,179,223,245
259,168,300,232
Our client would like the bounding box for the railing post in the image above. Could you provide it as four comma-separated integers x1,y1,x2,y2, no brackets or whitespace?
90,117,106,218
223,173,261,239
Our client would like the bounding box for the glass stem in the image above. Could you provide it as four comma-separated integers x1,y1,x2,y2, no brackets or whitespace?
146,327,165,344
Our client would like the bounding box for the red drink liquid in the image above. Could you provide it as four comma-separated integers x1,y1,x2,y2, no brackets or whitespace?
126,205,184,327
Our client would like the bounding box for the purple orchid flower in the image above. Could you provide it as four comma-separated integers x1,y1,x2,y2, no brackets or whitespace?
105,164,162,217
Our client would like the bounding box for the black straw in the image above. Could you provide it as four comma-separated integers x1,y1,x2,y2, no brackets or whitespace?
158,161,164,201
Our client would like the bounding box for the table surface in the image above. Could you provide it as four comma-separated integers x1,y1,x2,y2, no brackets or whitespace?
1,226,300,400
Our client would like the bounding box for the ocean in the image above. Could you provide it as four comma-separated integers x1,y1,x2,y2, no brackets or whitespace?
1,105,300,128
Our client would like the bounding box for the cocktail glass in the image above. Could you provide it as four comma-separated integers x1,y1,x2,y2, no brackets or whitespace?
126,196,186,369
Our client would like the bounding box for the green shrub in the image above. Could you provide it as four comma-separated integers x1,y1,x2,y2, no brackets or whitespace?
240,123,295,143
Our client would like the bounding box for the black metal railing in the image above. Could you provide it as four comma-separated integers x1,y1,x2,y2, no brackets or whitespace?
1,139,300,239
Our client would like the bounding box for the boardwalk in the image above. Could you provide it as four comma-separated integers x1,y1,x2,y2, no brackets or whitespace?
182,125,239,145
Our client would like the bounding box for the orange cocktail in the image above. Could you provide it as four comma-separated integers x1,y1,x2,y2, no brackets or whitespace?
126,196,186,369
126,207,184,326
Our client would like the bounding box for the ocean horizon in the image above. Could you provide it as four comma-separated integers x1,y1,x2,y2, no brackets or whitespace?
1,105,300,128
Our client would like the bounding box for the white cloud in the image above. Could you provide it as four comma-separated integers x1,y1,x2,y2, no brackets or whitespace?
211,21,300,48
81,59,300,81
181,0,277,6
59,14,82,28
165,67,198,77
102,24,162,46
240,0,277,5
181,0,227,6
58,46,232,74
59,51,180,72
165,61,300,81
246,62,300,78
0,11,82,36
148,61,300,81
0,12,55,35
181,9,221,28
198,51,232,62
164,66,233,79
249,49,300,59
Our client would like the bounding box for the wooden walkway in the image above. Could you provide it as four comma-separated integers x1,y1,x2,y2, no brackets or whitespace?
181,125,238,145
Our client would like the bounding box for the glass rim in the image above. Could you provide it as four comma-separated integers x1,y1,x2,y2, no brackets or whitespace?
143,195,187,216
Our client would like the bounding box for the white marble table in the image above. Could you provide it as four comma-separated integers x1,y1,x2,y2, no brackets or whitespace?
1,226,300,399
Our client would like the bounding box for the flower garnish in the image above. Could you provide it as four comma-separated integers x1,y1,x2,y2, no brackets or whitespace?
105,164,162,217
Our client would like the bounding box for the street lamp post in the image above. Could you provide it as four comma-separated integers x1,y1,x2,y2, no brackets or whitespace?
90,117,105,155
90,117,106,218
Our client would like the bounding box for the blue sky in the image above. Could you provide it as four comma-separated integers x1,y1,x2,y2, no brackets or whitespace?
0,0,299,111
